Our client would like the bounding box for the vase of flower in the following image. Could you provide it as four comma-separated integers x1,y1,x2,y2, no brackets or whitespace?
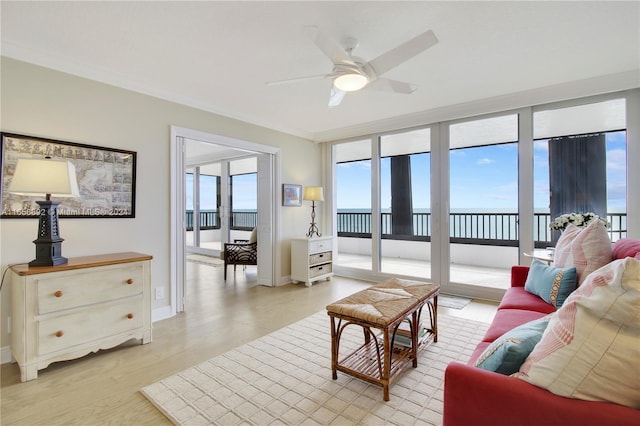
549,212,609,232
549,212,609,245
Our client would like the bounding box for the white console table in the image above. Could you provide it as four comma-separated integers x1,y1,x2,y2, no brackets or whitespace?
10,252,153,381
291,236,334,286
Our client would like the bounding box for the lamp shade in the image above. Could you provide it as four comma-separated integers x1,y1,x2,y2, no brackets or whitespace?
334,73,368,92
9,158,80,198
303,186,324,202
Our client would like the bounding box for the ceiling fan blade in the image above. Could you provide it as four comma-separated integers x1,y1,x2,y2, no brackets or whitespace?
368,30,438,76
304,25,354,65
328,86,346,108
265,74,331,86
366,78,417,94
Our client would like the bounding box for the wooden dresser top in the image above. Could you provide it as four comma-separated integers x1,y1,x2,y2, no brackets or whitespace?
10,252,153,276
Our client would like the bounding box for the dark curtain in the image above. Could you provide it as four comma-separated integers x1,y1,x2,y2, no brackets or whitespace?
549,133,607,243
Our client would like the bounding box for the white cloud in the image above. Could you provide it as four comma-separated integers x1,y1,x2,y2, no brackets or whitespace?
477,158,494,165
485,194,509,200
607,148,626,171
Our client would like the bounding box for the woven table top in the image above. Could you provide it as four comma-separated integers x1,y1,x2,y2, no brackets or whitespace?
326,278,439,327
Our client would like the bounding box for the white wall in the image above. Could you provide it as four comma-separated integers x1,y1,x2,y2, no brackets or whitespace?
0,58,320,358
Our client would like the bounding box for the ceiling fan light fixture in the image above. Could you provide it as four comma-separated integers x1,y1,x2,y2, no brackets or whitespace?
334,73,368,92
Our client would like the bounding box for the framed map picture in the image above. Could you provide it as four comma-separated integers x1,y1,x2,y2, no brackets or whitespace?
1,133,137,218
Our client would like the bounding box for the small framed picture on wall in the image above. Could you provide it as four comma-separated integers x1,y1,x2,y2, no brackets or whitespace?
282,183,302,207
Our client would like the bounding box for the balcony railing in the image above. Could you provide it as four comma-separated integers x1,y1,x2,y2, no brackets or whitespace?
338,211,627,246
187,209,627,246
185,210,257,232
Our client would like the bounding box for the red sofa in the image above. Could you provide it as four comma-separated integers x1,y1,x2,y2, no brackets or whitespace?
443,241,640,426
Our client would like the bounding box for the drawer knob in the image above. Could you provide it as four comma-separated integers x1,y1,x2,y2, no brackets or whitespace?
126,278,134,285
55,330,64,338
127,313,134,319
54,290,63,298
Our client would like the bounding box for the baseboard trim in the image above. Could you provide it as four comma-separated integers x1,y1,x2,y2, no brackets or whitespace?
152,305,173,322
1,345,14,365
277,275,291,286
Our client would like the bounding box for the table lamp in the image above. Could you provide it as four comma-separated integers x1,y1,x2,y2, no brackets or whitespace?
9,157,80,266
303,186,324,238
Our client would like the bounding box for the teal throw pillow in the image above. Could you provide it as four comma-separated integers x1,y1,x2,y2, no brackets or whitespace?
524,260,578,308
475,316,550,375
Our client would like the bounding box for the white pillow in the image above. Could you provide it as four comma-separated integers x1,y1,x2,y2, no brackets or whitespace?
249,228,257,244
515,258,640,409
553,220,612,284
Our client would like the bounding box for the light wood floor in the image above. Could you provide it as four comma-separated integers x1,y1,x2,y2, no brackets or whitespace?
0,261,497,425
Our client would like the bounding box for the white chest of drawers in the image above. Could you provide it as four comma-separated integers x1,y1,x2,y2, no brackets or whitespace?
291,236,333,286
10,252,153,382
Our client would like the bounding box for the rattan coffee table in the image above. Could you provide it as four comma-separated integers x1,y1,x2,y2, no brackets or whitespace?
326,278,439,401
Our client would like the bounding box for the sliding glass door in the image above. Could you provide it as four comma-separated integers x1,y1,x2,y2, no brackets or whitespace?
334,139,372,273
448,114,519,290
185,166,220,255
333,129,433,281
329,91,636,299
380,129,431,279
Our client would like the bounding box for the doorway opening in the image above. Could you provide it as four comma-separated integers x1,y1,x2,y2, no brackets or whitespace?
170,126,280,315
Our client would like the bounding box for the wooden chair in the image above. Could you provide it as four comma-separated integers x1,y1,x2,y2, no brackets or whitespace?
223,239,257,280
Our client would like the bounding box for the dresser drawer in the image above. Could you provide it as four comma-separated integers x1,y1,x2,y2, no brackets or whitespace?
309,251,332,265
309,263,332,278
309,239,332,254
37,295,144,356
37,264,144,314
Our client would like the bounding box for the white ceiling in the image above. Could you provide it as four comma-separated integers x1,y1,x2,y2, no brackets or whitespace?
1,1,639,142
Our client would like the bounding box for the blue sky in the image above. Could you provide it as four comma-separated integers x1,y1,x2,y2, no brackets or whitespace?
337,131,627,212
187,132,626,213
186,173,257,210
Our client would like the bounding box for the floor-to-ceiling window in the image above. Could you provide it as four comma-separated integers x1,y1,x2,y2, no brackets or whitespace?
229,157,258,244
230,171,258,237
333,129,433,281
328,90,637,300
334,139,372,272
186,166,220,254
185,155,259,255
448,114,519,289
380,129,431,279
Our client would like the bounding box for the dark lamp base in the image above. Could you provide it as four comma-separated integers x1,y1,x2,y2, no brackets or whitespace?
29,256,68,267
29,199,69,267
29,256,69,266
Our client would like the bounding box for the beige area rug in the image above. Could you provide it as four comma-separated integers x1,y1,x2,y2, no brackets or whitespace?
187,254,224,267
141,311,489,425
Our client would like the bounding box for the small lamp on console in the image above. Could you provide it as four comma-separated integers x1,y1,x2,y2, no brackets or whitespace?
9,157,80,266
303,186,324,238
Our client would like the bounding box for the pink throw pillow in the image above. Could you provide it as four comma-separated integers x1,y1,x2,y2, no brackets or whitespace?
612,238,640,260
515,258,640,408
553,220,612,284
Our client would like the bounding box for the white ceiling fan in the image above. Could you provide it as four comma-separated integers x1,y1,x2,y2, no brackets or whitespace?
267,26,438,107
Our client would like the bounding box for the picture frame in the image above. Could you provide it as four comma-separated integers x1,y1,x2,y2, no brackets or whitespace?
1,133,137,218
282,183,302,207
